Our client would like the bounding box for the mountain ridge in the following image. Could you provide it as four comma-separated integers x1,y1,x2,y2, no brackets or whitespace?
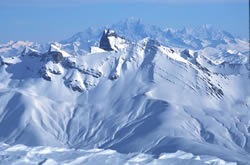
1,18,248,58
0,19,249,165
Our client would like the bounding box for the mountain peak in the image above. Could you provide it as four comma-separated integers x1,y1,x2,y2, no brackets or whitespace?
21,47,40,56
104,29,118,38
99,29,129,51
99,29,116,51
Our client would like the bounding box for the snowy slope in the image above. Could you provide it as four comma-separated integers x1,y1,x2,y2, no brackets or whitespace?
0,20,250,165
0,143,237,165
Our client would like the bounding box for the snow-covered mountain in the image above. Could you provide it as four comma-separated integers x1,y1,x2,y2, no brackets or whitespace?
1,18,248,59
0,18,249,165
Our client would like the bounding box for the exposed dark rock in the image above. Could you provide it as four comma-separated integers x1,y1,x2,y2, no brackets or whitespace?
207,81,224,99
78,68,102,78
0,57,3,66
39,67,51,81
42,73,51,81
183,49,192,58
64,59,76,68
65,80,84,92
72,86,84,92
99,29,115,51
110,73,119,80
49,69,62,75
170,48,175,53
144,39,160,57
50,52,63,63
21,47,40,57
196,63,210,76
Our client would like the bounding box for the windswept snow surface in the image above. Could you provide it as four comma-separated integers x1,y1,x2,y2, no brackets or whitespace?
0,19,249,165
0,143,237,165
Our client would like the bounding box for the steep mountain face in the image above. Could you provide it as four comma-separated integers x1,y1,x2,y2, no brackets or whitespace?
99,29,129,51
0,19,249,165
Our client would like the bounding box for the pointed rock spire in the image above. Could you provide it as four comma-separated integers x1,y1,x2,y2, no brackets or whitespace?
99,29,129,51
99,29,115,51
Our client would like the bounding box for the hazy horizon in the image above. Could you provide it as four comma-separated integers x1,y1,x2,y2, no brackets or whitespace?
0,0,248,43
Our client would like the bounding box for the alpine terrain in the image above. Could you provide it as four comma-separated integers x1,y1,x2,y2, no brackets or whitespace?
0,18,249,165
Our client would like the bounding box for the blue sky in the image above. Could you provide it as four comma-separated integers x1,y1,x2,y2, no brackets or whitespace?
0,0,248,43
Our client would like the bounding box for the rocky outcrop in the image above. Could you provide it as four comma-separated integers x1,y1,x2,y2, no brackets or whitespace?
99,29,115,51
50,51,63,63
99,29,129,51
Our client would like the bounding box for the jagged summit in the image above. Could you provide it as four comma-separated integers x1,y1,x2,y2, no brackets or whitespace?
99,29,116,51
99,29,129,51
21,47,40,56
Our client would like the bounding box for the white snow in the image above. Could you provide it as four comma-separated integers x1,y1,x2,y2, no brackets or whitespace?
90,46,106,53
158,45,187,63
108,36,129,51
50,44,71,57
0,143,238,165
0,21,249,165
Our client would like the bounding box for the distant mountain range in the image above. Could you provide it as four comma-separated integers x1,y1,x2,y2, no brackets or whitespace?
0,18,249,165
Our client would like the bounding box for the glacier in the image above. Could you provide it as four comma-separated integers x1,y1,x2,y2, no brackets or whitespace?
0,18,249,165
